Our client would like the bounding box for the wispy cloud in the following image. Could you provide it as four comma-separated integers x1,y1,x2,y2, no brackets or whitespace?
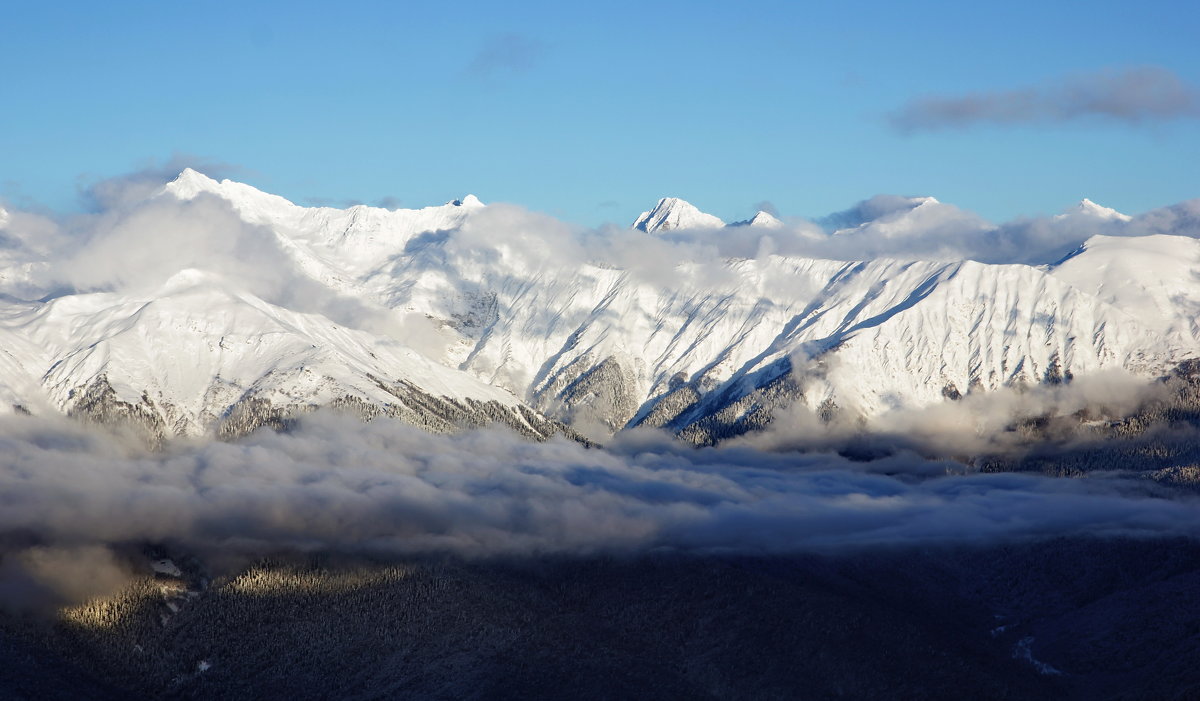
466,32,545,80
78,154,245,211
753,200,780,217
891,66,1200,133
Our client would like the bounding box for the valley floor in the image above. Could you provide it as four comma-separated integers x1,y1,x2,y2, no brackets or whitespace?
3,537,1199,700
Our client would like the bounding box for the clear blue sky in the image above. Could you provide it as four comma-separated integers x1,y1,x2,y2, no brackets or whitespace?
2,0,1198,225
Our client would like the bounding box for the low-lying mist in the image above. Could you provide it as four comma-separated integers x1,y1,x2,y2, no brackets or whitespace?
2,397,1199,610
747,367,1174,457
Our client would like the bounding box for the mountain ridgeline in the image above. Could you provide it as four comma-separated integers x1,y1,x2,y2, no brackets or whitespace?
0,170,1199,449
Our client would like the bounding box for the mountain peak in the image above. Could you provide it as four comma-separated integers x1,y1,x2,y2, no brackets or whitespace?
161,170,298,218
165,168,221,197
450,194,485,208
1070,198,1131,222
632,197,725,233
731,210,784,229
821,194,940,233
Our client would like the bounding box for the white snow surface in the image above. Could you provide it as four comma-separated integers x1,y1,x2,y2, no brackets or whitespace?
1049,234,1200,348
0,170,1194,438
0,265,528,436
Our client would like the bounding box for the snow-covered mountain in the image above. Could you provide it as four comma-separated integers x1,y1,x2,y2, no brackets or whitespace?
0,171,1196,444
632,197,725,232
1058,198,1133,222
731,211,784,229
824,195,993,241
819,194,939,232
0,269,565,444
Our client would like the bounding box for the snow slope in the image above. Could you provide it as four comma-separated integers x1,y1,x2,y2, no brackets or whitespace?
0,267,561,440
1049,234,1200,349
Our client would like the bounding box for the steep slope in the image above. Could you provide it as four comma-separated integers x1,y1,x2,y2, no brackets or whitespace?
364,234,1172,437
0,269,564,441
658,258,1169,442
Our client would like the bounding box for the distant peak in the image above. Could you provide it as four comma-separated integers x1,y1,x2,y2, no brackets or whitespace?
1063,198,1131,222
632,197,725,233
449,194,485,208
166,168,220,194
731,210,784,229
156,267,230,296
820,194,941,233
159,170,299,215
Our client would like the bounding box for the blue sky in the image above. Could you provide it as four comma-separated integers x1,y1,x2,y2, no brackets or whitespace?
2,0,1198,225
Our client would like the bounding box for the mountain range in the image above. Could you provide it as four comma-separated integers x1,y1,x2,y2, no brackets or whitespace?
0,170,1198,445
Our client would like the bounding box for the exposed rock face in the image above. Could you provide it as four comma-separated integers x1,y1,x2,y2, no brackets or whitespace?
674,371,805,446
68,375,168,447
63,374,577,447
533,355,639,434
633,384,700,430
214,381,579,443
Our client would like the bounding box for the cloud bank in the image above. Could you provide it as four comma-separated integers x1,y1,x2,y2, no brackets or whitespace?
2,372,1197,609
891,66,1200,133
0,412,1195,569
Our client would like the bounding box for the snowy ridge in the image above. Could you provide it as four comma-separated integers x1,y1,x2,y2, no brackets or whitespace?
0,170,1195,443
164,169,485,280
